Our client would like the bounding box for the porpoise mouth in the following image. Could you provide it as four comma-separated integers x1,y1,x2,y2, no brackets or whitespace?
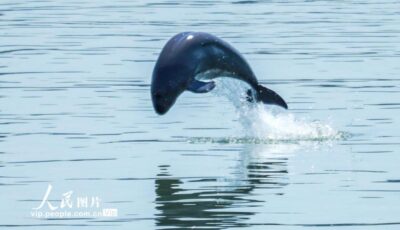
154,102,169,115
152,93,175,115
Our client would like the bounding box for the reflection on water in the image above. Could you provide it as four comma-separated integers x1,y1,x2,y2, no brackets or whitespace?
155,145,288,229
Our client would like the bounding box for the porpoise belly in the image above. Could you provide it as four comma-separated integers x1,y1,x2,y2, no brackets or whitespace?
194,68,255,89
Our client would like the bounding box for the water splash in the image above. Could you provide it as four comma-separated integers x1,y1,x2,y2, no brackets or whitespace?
191,77,345,144
238,104,343,141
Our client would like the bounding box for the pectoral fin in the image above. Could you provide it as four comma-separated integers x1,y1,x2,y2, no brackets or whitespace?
187,80,215,93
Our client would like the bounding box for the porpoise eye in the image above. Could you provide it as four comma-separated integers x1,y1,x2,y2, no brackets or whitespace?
154,92,162,100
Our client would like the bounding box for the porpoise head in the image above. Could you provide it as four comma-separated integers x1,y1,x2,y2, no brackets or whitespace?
151,64,188,115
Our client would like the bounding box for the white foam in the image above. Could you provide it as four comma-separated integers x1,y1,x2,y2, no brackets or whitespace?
210,78,343,142
239,104,340,141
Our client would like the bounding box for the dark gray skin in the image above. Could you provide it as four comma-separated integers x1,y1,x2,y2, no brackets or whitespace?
151,32,287,115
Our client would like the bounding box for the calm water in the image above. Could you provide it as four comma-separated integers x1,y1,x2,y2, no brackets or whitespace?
1,0,400,229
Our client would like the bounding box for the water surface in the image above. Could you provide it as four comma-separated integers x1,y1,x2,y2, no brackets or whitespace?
1,0,400,229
